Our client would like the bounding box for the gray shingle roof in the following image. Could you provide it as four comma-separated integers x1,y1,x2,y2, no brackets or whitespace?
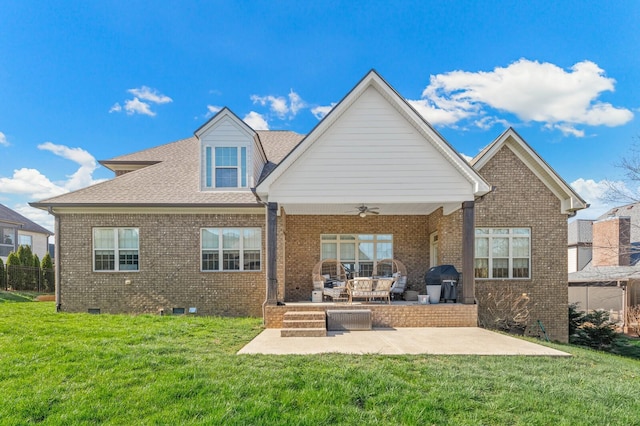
31,131,303,208
0,203,52,234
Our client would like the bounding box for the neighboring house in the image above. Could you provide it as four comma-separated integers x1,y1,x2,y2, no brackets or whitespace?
30,70,586,342
0,203,52,263
568,219,593,273
569,204,640,329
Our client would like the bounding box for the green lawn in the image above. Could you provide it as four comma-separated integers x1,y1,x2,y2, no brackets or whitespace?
1,301,639,425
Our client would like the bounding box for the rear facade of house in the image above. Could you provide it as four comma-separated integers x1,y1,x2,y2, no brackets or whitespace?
31,71,585,342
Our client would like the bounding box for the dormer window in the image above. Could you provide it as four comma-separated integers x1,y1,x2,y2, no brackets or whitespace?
205,146,247,188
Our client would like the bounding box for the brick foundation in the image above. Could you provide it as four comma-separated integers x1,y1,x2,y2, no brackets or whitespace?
265,303,477,328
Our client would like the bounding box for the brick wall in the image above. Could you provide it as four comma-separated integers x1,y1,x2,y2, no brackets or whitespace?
57,212,266,317
592,216,631,267
283,215,431,301
264,304,477,328
473,145,570,342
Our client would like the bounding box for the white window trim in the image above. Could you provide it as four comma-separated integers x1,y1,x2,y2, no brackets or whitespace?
203,145,249,190
475,227,531,280
93,227,140,272
201,227,262,272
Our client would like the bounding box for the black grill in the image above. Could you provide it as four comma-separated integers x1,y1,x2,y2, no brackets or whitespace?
425,265,459,302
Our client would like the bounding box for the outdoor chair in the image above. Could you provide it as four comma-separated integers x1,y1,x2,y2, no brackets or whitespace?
390,275,407,300
370,278,393,304
347,278,392,304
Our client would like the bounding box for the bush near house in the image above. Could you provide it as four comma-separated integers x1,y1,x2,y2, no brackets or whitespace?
477,287,530,335
569,303,640,359
627,305,640,338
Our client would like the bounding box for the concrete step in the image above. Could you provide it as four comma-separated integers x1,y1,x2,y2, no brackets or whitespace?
283,311,326,321
281,328,327,337
282,319,326,329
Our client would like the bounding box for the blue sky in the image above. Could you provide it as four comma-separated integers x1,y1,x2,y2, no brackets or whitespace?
1,1,638,232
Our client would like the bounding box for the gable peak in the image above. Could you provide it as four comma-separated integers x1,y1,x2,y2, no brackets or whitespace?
194,107,256,138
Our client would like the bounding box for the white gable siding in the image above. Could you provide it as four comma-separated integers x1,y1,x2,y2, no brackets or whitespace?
269,86,474,203
252,138,265,188
199,117,263,189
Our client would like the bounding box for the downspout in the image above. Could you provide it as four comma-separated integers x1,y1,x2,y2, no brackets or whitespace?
48,207,61,312
253,190,278,326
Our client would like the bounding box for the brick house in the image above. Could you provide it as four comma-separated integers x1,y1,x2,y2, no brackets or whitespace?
569,207,640,330
1,203,52,263
31,71,586,342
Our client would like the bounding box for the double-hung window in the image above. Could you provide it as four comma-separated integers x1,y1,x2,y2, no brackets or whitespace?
93,228,139,271
201,228,261,271
204,146,247,188
474,228,530,279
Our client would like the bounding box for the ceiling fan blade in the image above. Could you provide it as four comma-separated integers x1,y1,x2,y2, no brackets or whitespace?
369,210,380,215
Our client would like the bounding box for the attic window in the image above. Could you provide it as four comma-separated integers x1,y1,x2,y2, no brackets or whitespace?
205,146,247,188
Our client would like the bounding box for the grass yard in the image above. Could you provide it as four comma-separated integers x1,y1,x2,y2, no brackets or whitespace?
1,300,639,425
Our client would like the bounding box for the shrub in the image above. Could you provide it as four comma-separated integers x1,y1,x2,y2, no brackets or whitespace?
478,287,531,335
570,308,618,351
0,258,5,290
41,253,53,270
569,304,640,359
627,305,640,338
16,245,33,266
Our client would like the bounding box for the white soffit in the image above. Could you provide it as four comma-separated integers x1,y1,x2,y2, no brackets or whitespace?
281,203,443,216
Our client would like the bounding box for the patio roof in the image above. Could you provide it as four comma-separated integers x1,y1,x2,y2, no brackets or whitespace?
256,70,491,216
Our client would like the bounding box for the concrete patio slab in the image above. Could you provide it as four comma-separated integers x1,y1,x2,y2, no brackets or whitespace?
237,327,571,356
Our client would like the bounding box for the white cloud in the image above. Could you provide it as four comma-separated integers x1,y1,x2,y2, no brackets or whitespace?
206,105,222,117
128,86,173,104
250,90,306,120
570,178,623,219
243,111,270,130
14,203,54,233
38,142,103,191
251,94,289,118
288,90,305,115
410,59,633,135
548,123,585,138
110,86,172,116
0,168,66,200
408,99,475,126
124,98,155,116
460,153,473,162
311,103,336,120
0,131,8,146
474,116,510,131
0,142,105,201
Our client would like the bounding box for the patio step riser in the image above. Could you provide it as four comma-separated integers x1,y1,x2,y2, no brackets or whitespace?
281,328,327,337
283,311,326,321
282,319,326,329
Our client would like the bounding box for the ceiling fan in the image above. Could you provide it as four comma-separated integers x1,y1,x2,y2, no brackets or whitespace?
356,205,379,218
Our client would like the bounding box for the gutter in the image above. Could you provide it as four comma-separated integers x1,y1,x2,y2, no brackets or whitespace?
48,206,61,313
252,189,272,326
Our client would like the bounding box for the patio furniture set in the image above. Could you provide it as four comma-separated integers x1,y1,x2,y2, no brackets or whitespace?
312,258,408,304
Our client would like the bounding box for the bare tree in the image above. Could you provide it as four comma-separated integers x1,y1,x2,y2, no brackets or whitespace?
605,137,640,204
